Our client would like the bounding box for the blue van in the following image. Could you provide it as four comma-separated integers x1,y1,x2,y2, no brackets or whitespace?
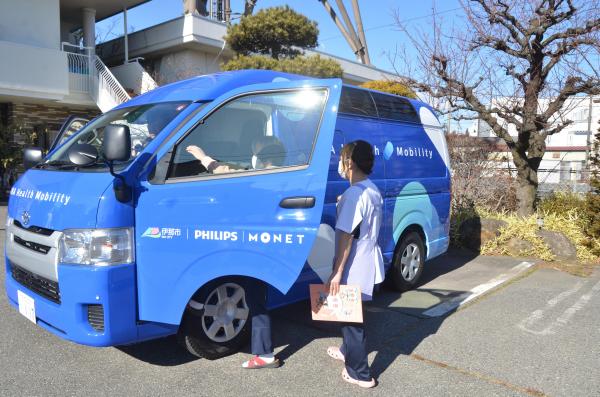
5,70,450,358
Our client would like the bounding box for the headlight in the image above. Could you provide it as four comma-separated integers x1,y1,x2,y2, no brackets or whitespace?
59,228,134,266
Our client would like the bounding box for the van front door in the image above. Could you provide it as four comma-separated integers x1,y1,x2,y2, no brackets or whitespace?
135,80,342,324
50,116,90,151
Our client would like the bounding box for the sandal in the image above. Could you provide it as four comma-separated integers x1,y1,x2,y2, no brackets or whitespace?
327,346,345,363
242,355,281,369
341,368,377,388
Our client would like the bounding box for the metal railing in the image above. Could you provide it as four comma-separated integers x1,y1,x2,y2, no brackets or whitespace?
65,52,92,93
92,56,131,109
61,42,130,112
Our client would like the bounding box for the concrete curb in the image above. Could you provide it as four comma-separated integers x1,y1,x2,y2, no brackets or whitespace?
422,261,535,317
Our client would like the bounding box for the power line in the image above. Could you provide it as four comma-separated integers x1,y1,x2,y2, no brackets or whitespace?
319,6,463,42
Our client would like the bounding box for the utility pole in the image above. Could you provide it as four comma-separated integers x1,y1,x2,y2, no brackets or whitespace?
224,0,231,23
350,0,370,65
586,96,596,163
123,7,129,64
318,0,371,65
585,95,600,181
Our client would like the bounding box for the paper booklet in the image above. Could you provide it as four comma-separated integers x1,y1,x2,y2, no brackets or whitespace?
310,284,363,323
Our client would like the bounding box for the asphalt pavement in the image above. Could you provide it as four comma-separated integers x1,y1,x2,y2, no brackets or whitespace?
1,222,599,396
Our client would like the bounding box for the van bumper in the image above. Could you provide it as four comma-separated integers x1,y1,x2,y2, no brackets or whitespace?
5,259,175,346
427,236,450,260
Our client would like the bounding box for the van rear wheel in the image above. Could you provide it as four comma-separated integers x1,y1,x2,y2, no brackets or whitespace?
391,232,425,292
178,280,251,360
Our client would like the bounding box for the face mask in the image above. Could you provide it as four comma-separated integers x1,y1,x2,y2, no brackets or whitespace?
338,160,347,179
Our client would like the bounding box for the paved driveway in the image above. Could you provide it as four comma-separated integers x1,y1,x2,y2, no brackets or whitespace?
1,225,599,396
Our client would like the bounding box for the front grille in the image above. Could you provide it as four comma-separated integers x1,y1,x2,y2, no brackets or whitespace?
10,263,60,304
13,220,54,236
87,304,105,332
13,235,51,254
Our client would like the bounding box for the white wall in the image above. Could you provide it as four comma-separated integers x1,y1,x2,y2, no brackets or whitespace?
0,40,68,100
111,61,158,95
156,49,222,85
0,0,60,49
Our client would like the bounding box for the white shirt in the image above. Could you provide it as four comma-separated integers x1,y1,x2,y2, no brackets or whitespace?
335,179,385,301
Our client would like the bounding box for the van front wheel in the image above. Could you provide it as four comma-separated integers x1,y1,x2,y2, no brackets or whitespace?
391,232,425,292
178,280,251,360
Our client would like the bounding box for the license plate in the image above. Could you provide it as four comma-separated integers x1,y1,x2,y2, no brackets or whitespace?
17,290,36,324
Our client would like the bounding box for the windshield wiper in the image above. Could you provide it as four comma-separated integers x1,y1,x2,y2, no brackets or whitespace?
35,160,77,170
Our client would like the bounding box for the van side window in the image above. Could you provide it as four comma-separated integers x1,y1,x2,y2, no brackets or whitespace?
371,92,420,123
168,89,328,179
338,87,377,117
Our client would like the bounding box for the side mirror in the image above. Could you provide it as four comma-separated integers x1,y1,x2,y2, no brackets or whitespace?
23,147,43,170
103,124,132,204
103,124,131,162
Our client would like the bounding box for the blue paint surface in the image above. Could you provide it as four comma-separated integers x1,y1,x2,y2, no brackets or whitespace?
5,71,450,346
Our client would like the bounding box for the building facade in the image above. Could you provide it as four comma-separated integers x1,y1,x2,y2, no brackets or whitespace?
0,0,153,149
96,7,401,87
472,95,600,189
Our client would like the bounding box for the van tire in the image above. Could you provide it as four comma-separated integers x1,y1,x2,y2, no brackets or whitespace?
390,231,425,292
178,279,251,360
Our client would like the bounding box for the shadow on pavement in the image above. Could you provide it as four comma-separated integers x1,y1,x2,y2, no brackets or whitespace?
115,250,474,373
116,335,197,366
416,248,479,287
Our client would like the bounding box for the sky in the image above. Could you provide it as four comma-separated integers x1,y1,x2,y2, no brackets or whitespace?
96,0,467,74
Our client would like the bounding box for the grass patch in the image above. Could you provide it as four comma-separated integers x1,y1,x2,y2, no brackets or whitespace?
450,191,600,275
479,208,599,263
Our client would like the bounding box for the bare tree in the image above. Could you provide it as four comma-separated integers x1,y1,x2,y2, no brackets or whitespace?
447,134,517,212
394,0,600,216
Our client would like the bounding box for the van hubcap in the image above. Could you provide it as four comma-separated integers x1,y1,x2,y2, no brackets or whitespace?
401,243,420,281
201,283,249,343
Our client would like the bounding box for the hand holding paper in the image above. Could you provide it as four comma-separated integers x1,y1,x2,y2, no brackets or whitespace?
310,284,363,323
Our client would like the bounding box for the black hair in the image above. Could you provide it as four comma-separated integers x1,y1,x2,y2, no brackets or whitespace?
341,140,374,175
257,142,287,167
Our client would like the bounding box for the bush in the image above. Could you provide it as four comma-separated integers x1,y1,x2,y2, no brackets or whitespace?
224,6,318,59
222,54,343,78
478,208,599,263
538,191,587,216
0,120,36,198
447,134,517,213
222,55,278,71
360,80,417,99
278,55,343,78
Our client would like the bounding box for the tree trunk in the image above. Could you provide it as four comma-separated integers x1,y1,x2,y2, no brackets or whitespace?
512,148,539,217
516,174,537,217
244,0,257,16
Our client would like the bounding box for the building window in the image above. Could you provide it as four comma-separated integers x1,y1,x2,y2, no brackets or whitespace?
571,108,588,122
559,161,571,182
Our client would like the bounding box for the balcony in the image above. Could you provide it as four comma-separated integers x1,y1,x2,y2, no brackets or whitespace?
61,43,132,112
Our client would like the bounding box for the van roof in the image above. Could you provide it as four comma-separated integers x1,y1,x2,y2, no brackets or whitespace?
116,70,438,126
116,70,311,109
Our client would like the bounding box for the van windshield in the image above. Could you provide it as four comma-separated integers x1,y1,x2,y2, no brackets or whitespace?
44,102,190,169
